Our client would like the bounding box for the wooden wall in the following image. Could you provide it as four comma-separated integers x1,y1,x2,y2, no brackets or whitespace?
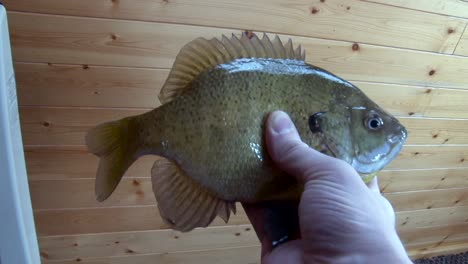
4,0,468,262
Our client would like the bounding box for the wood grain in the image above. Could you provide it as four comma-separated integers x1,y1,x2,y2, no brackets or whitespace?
42,246,261,264
18,106,468,146
387,146,468,170
4,0,465,53
454,25,468,56
29,178,156,210
15,62,165,108
34,206,248,236
23,145,468,182
30,177,468,211
401,223,468,249
24,147,156,180
363,0,468,19
397,206,468,229
37,223,468,262
32,191,468,235
15,62,468,119
385,188,468,211
38,225,258,261
379,168,468,192
9,12,468,89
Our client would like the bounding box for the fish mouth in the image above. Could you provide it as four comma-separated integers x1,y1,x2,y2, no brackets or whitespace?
351,128,407,174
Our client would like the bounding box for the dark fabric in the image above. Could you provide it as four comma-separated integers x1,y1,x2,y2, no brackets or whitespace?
414,251,468,264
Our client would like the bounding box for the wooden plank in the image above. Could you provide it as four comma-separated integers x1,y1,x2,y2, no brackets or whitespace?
42,246,261,264
38,225,258,261
400,223,468,249
385,188,468,211
4,0,465,53
425,87,468,118
37,222,468,261
24,148,156,180
15,62,165,108
19,107,145,146
23,145,468,182
8,12,468,89
388,146,468,170
30,177,468,211
409,241,468,260
29,179,156,210
34,206,249,236
18,107,468,146
10,62,461,117
379,168,468,192
363,0,468,19
396,206,468,229
454,25,468,56
15,62,468,119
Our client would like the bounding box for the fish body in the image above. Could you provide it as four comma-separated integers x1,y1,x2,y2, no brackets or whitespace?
86,34,407,232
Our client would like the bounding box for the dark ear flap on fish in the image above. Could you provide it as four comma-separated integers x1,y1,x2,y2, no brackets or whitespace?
159,33,306,104
151,159,236,232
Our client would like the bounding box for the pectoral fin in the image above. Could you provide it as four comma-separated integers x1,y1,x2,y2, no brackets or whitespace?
151,159,236,232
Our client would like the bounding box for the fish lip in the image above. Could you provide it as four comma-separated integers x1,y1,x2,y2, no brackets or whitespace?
352,132,406,174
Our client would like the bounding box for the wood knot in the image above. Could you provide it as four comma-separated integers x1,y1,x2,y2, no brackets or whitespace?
352,43,360,51
461,158,465,162
408,112,415,116
111,0,119,3
42,121,51,127
174,235,179,239
235,232,241,236
75,258,82,262
115,241,120,244
245,227,251,231
82,64,89,70
73,243,79,247
428,69,436,76
432,134,438,139
346,6,351,10
47,62,53,67
110,33,118,40
320,0,325,2
447,28,455,34
414,152,420,155
425,88,432,94
132,179,140,186
126,249,135,254
310,7,319,14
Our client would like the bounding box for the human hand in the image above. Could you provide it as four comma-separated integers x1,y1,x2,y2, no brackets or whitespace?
243,111,412,264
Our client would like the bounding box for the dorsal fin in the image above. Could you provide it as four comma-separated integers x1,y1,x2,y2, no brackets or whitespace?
158,33,306,104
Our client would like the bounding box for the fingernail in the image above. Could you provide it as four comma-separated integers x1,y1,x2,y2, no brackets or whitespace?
270,111,294,135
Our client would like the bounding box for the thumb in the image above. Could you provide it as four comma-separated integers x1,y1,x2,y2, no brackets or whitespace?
265,111,354,183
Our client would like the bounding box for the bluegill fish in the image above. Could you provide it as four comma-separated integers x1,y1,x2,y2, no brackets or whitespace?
86,34,407,234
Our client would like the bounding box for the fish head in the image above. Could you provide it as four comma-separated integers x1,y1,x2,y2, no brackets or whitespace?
347,103,407,177
306,84,407,180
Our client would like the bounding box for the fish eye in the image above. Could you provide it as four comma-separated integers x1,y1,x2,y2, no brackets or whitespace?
365,113,384,131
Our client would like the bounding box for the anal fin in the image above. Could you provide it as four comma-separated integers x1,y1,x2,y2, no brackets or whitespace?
151,159,235,232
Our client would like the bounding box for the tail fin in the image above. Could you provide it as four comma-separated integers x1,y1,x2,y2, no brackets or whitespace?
86,117,137,202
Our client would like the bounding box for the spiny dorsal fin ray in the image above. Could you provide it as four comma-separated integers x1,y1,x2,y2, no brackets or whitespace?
158,33,306,104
